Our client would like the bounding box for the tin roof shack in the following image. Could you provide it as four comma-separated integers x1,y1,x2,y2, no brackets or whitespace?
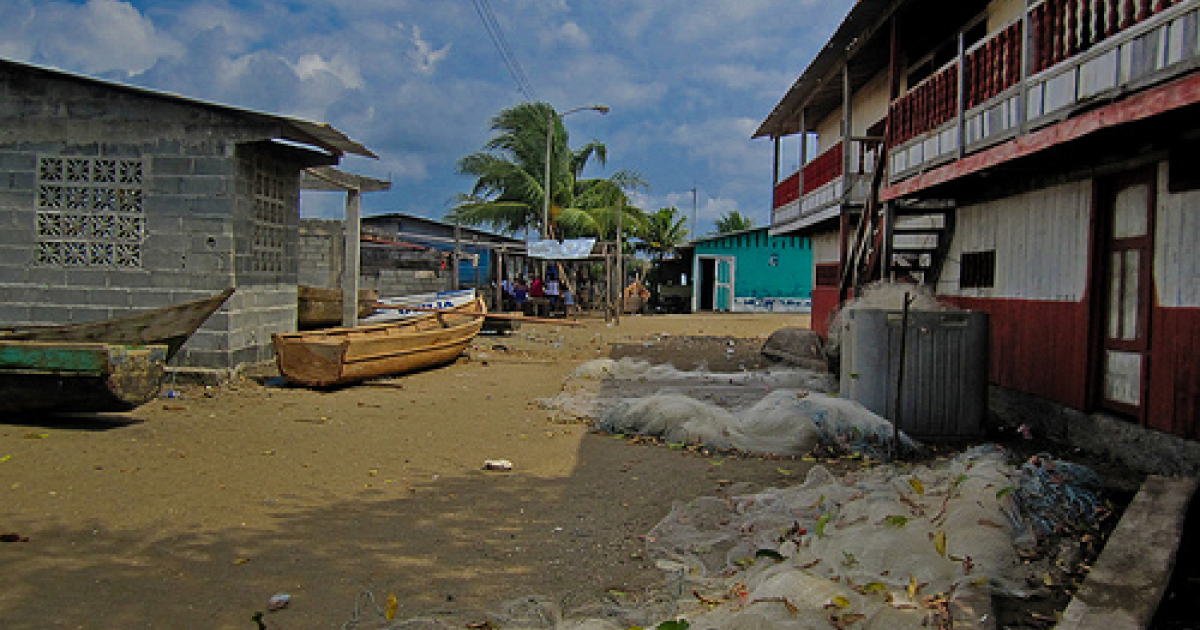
757,0,1200,455
690,228,813,313
0,58,375,372
361,212,525,294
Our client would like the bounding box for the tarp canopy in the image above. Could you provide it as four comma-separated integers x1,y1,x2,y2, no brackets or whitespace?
525,238,599,260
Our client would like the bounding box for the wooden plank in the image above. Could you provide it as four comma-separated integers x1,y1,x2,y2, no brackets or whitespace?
1058,476,1199,630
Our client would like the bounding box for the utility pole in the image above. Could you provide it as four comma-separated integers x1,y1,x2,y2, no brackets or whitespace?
690,186,698,239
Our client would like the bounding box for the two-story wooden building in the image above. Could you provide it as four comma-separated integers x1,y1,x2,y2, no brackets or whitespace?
757,0,1199,443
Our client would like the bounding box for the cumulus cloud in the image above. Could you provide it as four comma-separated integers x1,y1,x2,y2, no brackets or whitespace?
0,0,853,224
27,0,183,77
407,24,451,75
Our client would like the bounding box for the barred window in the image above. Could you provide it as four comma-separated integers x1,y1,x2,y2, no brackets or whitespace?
251,160,294,273
34,156,146,268
960,250,996,289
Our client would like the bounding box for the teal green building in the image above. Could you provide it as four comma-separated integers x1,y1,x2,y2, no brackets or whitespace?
691,227,813,312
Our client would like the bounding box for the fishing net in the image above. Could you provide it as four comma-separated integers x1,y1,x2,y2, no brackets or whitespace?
825,282,956,361
348,447,1104,630
539,358,915,459
629,445,1100,630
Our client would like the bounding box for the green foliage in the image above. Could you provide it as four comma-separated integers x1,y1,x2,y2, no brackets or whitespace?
714,210,754,234
448,101,646,240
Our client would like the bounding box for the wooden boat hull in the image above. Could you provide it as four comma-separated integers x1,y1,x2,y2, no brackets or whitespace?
273,297,487,387
0,341,167,413
0,289,234,360
364,288,476,323
298,286,379,328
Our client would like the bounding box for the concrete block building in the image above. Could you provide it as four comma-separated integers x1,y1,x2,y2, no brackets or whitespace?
690,228,814,312
0,58,375,371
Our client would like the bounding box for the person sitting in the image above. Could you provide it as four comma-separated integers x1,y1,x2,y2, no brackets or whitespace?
561,287,576,315
529,276,545,298
513,278,529,310
544,275,561,310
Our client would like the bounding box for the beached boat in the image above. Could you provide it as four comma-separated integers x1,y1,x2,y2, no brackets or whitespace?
0,288,234,360
272,296,487,387
297,285,379,328
0,341,168,413
361,288,476,324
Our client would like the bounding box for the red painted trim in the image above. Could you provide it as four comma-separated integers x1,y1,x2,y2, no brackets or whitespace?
882,72,1200,201
1147,306,1200,440
811,287,840,339
941,296,1092,410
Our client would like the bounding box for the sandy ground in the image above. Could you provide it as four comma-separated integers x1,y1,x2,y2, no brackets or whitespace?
1,312,837,630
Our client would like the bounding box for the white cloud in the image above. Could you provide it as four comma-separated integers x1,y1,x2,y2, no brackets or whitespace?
408,24,451,75
33,0,183,77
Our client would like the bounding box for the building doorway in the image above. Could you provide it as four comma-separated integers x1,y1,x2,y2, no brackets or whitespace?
1095,169,1156,421
694,255,734,311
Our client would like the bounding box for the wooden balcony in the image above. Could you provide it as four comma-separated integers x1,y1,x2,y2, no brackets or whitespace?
771,137,882,232
887,0,1198,182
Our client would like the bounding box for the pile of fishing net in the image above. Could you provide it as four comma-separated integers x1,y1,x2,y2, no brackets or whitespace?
538,357,914,459
341,447,1104,630
506,446,1101,630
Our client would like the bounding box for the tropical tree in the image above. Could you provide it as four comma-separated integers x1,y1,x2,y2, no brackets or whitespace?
636,206,689,263
449,101,638,240
715,210,754,234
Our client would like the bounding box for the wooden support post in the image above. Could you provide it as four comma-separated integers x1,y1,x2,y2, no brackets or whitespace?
342,189,362,328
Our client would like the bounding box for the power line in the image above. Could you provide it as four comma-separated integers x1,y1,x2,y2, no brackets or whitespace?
471,0,537,100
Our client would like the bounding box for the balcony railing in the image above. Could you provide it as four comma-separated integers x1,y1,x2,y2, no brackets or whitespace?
772,137,882,229
887,0,1197,181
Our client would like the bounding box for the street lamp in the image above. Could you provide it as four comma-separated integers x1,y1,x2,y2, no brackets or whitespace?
543,104,610,239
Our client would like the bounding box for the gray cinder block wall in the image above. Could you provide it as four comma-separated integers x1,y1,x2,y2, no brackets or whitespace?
298,219,452,299
0,62,333,372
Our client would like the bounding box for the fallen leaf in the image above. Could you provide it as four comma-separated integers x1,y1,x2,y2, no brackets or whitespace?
23,433,48,440
933,531,947,558
882,515,909,528
907,477,925,495
385,594,399,621
816,512,833,538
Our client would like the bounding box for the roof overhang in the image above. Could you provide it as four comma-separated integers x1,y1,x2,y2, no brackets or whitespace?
753,0,897,140
0,57,378,159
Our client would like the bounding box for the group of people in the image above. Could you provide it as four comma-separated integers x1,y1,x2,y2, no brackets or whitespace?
500,274,574,315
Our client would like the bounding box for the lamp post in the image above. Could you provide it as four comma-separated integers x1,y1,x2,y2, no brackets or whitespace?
543,104,609,239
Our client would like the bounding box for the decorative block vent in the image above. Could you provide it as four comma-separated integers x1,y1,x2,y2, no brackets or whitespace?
34,156,146,268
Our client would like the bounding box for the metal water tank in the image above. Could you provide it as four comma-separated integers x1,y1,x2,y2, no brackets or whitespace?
838,308,989,440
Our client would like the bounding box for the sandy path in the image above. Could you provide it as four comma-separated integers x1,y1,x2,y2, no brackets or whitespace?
1,313,825,630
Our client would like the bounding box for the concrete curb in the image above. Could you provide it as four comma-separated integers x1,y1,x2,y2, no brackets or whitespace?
1056,475,1199,630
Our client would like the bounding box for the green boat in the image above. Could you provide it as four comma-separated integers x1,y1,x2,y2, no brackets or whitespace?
0,341,168,413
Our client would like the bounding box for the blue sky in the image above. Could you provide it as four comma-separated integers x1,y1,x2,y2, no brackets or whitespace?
0,0,853,237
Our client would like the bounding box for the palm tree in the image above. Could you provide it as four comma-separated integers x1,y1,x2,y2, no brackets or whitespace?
449,101,611,239
637,206,689,262
715,210,754,234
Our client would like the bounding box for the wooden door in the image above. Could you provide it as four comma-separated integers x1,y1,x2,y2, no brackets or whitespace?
1097,171,1155,419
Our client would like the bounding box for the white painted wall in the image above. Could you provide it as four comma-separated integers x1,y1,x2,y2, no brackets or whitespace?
988,0,1025,32
1156,162,1200,308
852,70,891,135
938,180,1092,301
812,231,842,264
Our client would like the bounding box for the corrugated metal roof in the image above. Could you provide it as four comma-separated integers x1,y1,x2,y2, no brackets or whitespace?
753,0,893,139
0,57,377,159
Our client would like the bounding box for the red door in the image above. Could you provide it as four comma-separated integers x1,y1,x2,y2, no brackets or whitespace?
1096,170,1156,420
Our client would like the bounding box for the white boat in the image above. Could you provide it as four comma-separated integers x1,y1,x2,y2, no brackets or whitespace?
361,288,477,323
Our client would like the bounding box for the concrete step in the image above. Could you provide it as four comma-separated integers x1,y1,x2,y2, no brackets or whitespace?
1056,475,1199,630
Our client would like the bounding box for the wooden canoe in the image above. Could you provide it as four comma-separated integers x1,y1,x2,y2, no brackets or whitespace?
272,296,487,387
0,288,234,360
0,341,168,413
298,285,379,328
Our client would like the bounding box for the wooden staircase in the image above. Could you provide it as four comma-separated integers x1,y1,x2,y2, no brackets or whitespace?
839,133,955,298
